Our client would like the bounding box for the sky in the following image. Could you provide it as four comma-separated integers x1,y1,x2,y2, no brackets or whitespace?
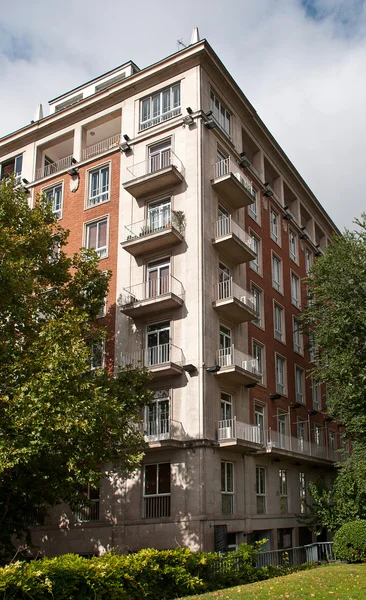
0,0,365,231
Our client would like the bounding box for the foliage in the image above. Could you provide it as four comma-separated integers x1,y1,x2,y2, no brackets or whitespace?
333,521,366,563
0,545,316,600
0,179,152,559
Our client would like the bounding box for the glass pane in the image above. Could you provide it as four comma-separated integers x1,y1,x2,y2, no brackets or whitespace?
87,223,97,249
221,462,226,492
158,463,170,494
162,90,170,113
152,94,160,118
145,464,157,495
90,171,99,197
172,84,180,108
98,220,107,248
141,98,150,122
101,167,109,193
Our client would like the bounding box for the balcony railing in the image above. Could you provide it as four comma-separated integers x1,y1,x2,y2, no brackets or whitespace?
125,149,184,181
36,155,74,180
218,417,262,444
143,495,171,519
215,279,256,312
124,213,184,241
144,418,186,442
213,157,255,198
265,429,339,461
120,343,185,369
73,502,100,523
82,134,120,161
215,216,255,250
121,275,184,306
216,345,259,375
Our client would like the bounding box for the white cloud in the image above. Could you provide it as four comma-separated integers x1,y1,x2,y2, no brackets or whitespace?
1,0,366,229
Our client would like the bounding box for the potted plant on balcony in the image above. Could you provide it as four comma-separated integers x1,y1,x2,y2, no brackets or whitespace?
172,210,186,234
140,224,151,237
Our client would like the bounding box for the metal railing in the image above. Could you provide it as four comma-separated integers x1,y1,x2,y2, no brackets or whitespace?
265,429,339,461
216,345,259,376
125,149,184,180
73,502,100,523
143,495,171,519
36,155,74,180
82,134,120,161
120,343,185,369
144,418,186,442
215,216,255,250
124,212,184,241
215,279,257,313
213,157,255,198
256,542,335,568
218,417,262,444
121,275,184,306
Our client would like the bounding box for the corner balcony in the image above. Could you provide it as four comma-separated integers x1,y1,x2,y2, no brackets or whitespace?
213,279,258,324
123,150,184,199
215,346,260,386
81,133,121,161
213,217,257,264
120,275,184,318
144,419,186,447
120,343,185,378
121,216,184,257
211,158,255,209
218,417,263,452
262,430,338,464
36,155,74,180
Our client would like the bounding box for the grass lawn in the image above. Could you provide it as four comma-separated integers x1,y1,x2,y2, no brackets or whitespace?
180,564,366,600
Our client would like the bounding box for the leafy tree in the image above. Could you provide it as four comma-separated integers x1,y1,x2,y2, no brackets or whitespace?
0,179,152,559
302,215,366,530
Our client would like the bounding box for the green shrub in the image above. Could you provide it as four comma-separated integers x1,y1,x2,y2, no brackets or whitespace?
333,520,366,563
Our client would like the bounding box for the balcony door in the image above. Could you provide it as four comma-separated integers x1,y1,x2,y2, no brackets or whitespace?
145,390,170,439
278,411,287,449
219,262,231,300
148,198,171,232
147,321,170,365
149,140,171,173
255,404,265,443
219,325,232,366
147,258,170,298
297,419,306,452
218,205,230,237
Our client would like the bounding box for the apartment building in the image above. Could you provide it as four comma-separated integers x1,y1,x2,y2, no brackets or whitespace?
0,30,340,557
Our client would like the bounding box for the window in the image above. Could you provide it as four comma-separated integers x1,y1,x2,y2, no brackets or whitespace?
140,84,181,130
314,423,322,446
291,272,300,308
270,209,279,243
278,411,287,448
279,470,288,514
295,367,305,404
219,262,231,299
45,184,63,219
309,332,317,363
217,205,231,236
97,295,107,318
147,321,170,366
275,355,286,395
329,430,336,450
143,463,171,518
148,198,171,231
248,190,259,222
145,390,170,439
86,218,108,259
289,230,297,262
255,404,265,443
210,90,231,138
252,285,262,326
147,258,170,297
221,392,233,422
272,254,282,292
253,341,264,384
74,484,100,522
256,467,266,514
88,165,109,207
250,234,261,274
221,461,234,514
0,154,22,184
219,325,232,366
274,303,284,342
149,140,171,173
297,419,306,451
305,248,312,275
312,377,320,410
90,342,105,370
293,317,303,354
299,472,306,514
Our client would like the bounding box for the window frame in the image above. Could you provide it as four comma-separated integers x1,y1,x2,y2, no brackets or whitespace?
84,216,109,260
210,90,232,139
271,252,282,293
90,340,105,370
86,162,110,209
248,189,260,223
291,271,300,308
249,230,262,275
145,389,170,439
295,366,305,404
256,466,266,514
221,460,234,515
43,181,64,220
299,472,306,514
279,469,288,514
140,83,181,131
311,377,320,410
289,229,298,263
293,316,303,355
275,353,287,395
273,302,285,343
252,340,265,386
251,283,264,328
270,208,280,245
305,247,312,275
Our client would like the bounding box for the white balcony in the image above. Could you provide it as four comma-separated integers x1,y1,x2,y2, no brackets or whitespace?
36,155,74,180
215,345,260,386
213,216,257,264
120,343,185,378
144,418,186,445
121,215,184,257
213,279,258,324
218,417,263,451
263,429,339,463
81,134,120,161
211,157,255,209
123,150,184,199
120,275,184,318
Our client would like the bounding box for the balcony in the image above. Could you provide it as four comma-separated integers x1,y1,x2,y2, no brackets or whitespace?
121,216,184,257
213,216,256,264
263,430,339,464
211,158,255,209
81,134,120,161
217,417,263,452
36,155,74,180
215,346,260,386
35,132,74,181
143,495,170,519
144,418,186,447
213,279,258,324
123,150,184,199
120,343,185,378
120,275,184,318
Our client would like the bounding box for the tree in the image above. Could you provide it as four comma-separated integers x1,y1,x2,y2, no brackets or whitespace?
0,179,152,559
302,215,366,530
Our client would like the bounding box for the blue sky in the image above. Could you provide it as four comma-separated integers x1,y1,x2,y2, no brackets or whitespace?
0,0,366,230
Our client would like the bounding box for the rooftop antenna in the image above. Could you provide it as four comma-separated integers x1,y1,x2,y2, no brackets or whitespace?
177,38,187,50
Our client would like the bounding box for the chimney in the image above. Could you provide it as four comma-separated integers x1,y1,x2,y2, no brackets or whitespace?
33,104,44,121
190,27,200,45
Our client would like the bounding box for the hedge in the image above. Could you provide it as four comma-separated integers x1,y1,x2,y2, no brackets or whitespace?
333,520,366,563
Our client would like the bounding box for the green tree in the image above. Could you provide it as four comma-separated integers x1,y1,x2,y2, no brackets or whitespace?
302,215,366,530
0,179,151,559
